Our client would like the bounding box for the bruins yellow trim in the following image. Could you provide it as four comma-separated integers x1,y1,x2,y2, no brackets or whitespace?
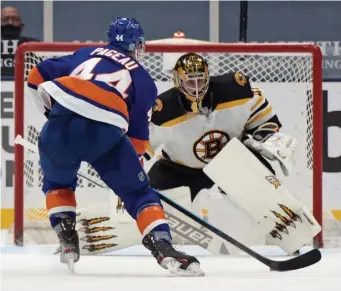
251,95,265,111
246,106,273,125
161,112,197,127
215,98,252,111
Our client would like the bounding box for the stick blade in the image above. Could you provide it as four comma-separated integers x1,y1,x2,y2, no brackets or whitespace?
270,249,321,271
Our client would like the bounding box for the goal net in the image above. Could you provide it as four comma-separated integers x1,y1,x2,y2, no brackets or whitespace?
14,39,331,248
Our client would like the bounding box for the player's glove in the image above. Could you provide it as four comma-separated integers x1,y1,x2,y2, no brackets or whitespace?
243,122,297,177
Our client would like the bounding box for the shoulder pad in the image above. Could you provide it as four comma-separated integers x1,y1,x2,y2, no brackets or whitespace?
210,72,254,104
151,87,186,126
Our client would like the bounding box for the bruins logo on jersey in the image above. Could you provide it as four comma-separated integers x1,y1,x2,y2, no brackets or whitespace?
234,71,247,86
193,130,230,164
153,98,163,112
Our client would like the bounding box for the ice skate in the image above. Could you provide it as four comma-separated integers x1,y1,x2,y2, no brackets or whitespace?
55,218,80,273
142,231,204,277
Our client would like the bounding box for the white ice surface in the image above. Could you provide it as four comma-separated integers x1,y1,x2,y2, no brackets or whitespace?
1,245,341,291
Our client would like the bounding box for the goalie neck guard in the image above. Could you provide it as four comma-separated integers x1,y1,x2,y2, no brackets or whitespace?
173,53,210,113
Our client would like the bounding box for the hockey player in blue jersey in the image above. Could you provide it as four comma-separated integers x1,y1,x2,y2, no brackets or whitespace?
27,17,203,276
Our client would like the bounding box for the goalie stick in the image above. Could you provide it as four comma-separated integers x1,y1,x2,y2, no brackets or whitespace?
15,134,321,271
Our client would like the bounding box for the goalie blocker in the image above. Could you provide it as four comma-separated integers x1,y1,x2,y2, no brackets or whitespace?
203,138,321,254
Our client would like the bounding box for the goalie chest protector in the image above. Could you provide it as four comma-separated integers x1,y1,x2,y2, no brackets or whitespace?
149,72,256,168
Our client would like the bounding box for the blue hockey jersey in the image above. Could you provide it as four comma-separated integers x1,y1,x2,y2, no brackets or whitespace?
27,45,157,155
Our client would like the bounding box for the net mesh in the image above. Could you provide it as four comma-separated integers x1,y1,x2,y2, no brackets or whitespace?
18,39,332,245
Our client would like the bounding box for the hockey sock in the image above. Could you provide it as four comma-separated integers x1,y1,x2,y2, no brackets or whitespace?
46,189,77,228
136,204,172,239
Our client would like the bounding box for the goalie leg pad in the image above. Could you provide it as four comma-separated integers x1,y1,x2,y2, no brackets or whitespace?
77,198,143,255
192,188,265,255
265,205,321,254
203,138,321,254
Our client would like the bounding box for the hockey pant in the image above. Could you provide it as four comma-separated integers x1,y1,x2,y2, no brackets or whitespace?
38,103,169,236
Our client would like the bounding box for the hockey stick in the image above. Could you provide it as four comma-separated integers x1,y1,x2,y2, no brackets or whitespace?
157,192,321,271
15,135,321,271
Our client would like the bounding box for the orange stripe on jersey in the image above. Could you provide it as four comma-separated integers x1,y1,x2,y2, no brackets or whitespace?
129,137,149,155
146,142,154,156
27,66,45,87
137,205,167,235
46,189,76,211
56,77,129,119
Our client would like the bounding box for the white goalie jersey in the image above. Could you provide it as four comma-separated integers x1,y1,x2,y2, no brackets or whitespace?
148,72,281,167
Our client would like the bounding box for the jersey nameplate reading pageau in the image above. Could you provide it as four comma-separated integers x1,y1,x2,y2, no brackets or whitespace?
90,48,139,70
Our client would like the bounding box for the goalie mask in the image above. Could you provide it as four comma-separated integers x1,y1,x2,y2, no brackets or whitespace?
173,53,210,112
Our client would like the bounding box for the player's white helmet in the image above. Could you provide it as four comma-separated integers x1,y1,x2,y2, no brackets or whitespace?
173,53,210,112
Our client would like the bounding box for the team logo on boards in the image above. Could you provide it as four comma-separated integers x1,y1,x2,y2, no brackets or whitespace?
80,235,116,243
78,226,114,234
265,175,281,189
82,243,117,252
193,130,229,164
234,71,247,86
77,216,110,226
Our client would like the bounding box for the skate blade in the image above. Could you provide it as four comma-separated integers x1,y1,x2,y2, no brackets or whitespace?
66,258,75,273
61,253,77,274
166,260,205,277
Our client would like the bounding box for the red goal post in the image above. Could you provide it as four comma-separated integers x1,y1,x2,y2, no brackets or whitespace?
14,42,323,247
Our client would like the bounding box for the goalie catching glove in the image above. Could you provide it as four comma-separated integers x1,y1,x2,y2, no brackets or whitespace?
243,122,298,177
